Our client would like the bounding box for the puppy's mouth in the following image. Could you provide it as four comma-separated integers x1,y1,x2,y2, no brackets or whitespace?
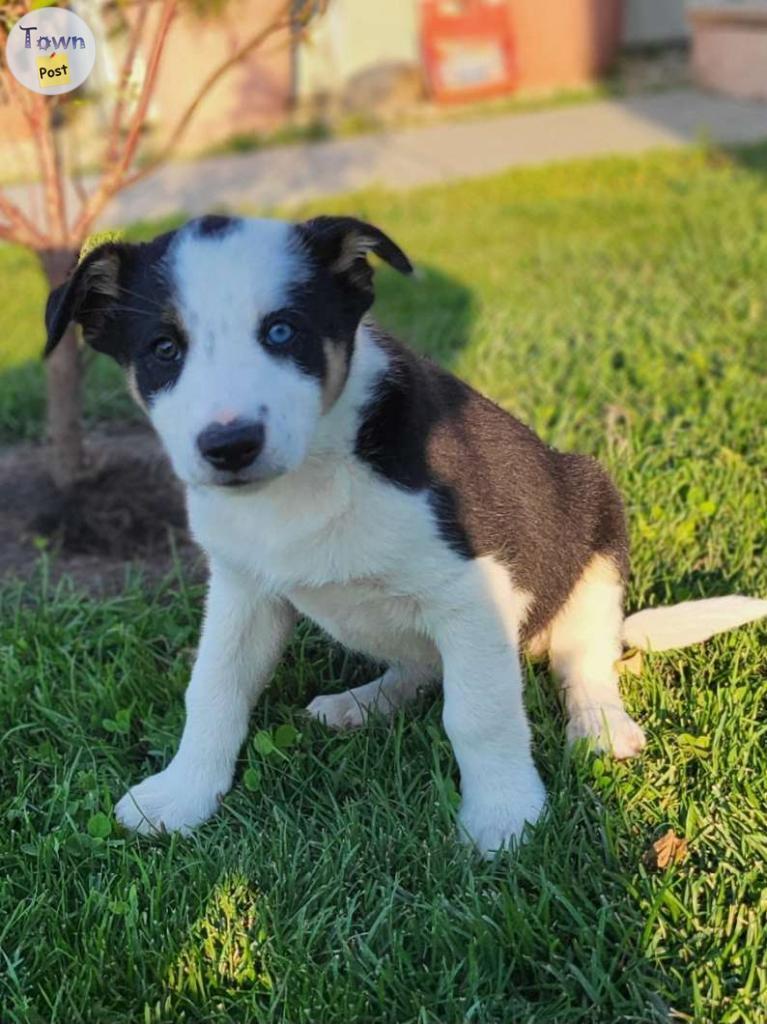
220,477,252,489
208,467,284,492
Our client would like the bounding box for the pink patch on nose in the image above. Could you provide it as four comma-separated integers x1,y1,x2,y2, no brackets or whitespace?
213,409,238,425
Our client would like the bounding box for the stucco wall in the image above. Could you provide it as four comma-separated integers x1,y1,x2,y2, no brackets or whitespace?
690,5,767,99
296,0,419,100
145,0,293,153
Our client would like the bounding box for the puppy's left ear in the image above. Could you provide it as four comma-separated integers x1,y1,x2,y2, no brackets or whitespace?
44,242,127,357
299,216,413,287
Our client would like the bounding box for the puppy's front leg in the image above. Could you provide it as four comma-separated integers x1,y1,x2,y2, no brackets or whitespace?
428,559,546,857
116,562,295,835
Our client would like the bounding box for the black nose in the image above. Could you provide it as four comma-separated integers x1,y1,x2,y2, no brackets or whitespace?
197,420,264,473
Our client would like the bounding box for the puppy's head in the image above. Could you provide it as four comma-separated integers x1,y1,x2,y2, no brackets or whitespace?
45,215,411,489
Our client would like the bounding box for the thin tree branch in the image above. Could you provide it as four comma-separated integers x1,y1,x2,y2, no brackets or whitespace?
2,0,326,247
64,108,90,209
29,94,69,244
0,188,48,247
24,97,51,209
1,66,39,137
0,72,41,195
70,0,177,239
1,24,64,233
105,0,151,165
118,0,314,192
0,222,22,244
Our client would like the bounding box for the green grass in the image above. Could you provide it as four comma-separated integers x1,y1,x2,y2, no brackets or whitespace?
2,144,767,1023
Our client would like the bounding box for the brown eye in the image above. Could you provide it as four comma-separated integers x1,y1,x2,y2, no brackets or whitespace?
152,337,181,362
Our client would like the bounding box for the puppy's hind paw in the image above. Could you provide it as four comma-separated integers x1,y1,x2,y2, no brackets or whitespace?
305,691,367,730
567,703,646,760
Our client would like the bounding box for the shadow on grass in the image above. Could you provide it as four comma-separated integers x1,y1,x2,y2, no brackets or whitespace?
374,260,477,368
116,635,670,1023
726,138,767,178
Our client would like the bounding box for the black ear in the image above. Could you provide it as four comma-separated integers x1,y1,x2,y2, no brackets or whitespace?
299,216,413,283
44,242,126,357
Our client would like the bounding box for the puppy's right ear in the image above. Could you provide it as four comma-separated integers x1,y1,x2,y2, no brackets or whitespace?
44,242,127,357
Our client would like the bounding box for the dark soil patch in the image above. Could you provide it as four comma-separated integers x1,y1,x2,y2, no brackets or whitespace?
0,423,205,594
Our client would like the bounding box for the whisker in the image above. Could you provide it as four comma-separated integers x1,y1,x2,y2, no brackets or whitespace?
112,283,167,311
80,302,155,319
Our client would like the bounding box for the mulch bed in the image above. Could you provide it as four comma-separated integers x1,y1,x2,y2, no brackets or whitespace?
0,423,205,594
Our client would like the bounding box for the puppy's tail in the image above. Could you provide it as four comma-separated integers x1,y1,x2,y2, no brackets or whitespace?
622,595,767,652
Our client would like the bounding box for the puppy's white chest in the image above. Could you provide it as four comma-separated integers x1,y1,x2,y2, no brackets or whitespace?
289,579,437,665
186,463,446,668
188,457,445,589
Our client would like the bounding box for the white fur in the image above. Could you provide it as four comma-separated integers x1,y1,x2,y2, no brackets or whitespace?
149,220,322,487
622,596,767,652
306,663,436,729
116,562,296,834
547,556,646,759
424,558,546,853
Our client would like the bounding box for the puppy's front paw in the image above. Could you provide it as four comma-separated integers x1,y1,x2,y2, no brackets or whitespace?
458,766,546,859
567,703,646,760
115,767,225,835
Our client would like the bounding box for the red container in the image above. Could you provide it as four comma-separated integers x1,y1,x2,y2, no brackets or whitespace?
421,0,518,104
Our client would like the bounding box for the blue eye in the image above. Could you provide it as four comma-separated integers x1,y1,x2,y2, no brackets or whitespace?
266,320,295,346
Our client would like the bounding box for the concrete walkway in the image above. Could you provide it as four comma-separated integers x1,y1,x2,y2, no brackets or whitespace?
8,87,767,229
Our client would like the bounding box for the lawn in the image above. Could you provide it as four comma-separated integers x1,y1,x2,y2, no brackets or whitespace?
1,144,767,1024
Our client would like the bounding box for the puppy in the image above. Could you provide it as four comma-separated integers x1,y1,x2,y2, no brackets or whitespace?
45,215,767,855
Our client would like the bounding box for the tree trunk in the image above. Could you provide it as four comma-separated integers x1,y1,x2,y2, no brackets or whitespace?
39,247,83,490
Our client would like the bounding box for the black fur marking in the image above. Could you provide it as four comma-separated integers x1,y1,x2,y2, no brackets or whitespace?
269,219,411,392
356,332,629,642
194,215,238,238
257,309,327,381
263,220,412,388
300,216,413,279
45,217,413,414
44,230,183,405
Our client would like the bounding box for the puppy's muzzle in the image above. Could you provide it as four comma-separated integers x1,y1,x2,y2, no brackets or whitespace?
197,419,265,474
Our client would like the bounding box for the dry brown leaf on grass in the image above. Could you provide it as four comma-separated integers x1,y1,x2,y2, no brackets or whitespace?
642,829,689,872
616,647,643,677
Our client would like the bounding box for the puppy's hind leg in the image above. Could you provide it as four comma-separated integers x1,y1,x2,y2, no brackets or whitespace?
306,662,436,729
548,555,646,760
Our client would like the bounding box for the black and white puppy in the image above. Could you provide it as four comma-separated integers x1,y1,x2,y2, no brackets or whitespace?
45,215,767,855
